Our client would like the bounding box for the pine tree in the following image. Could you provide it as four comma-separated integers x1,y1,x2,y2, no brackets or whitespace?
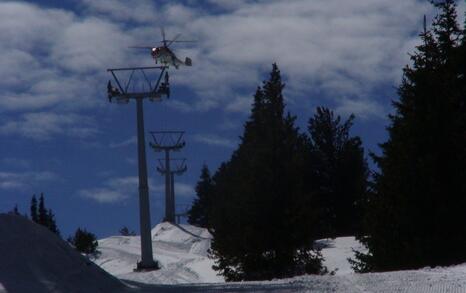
38,193,48,226
354,1,465,272
30,193,60,236
68,228,98,255
13,205,19,215
308,107,368,237
119,227,130,236
9,205,20,216
119,226,136,236
188,164,213,228
30,195,38,223
47,209,60,236
209,64,324,281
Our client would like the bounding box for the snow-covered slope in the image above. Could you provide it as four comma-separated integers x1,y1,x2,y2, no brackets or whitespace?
94,222,223,284
6,213,466,292
94,222,466,292
0,214,124,293
95,222,366,286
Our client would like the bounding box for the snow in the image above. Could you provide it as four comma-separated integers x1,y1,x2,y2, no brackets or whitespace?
316,236,367,275
4,214,466,292
95,222,366,285
94,222,224,284
95,222,466,292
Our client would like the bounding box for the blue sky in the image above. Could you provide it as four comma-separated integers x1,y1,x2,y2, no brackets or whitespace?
1,0,465,238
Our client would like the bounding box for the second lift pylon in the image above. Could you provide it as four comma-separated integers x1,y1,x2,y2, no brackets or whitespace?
150,131,187,223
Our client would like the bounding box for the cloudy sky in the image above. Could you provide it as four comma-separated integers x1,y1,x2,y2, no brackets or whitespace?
0,0,465,237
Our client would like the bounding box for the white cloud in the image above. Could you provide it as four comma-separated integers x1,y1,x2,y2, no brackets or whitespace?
153,182,195,197
168,0,434,116
78,176,140,203
0,171,58,190
1,158,30,169
173,183,195,197
50,17,133,73
458,1,466,25
79,0,159,24
79,175,194,203
0,2,115,114
78,188,126,204
0,0,457,128
207,0,251,11
192,133,237,148
0,112,98,140
225,95,252,113
109,136,137,148
125,157,137,165
0,2,73,51
335,97,386,120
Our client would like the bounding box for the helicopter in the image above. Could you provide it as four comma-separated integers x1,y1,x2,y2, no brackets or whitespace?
131,28,194,69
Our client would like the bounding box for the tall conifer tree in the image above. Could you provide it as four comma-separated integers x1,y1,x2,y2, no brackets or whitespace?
30,195,38,223
38,193,48,226
355,0,465,271
308,107,368,237
210,64,324,281
188,164,213,228
47,209,60,236
29,193,60,236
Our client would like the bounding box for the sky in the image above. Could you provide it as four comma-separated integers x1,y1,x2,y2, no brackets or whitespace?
0,0,465,238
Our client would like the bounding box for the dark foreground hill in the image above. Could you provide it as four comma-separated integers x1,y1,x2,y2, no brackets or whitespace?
0,214,124,293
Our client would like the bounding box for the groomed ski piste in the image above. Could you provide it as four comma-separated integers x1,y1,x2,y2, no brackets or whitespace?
3,213,466,292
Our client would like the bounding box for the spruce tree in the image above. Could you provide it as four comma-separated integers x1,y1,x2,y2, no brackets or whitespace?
30,193,60,236
188,164,213,228
68,228,98,255
9,205,20,216
47,209,60,236
38,193,48,226
308,107,368,237
209,64,324,281
355,1,465,272
30,195,38,223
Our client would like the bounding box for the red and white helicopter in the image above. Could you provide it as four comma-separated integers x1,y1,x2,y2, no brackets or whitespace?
131,28,194,69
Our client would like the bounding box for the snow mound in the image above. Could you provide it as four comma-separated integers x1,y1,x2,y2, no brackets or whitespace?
95,222,223,284
0,214,124,293
316,236,367,275
151,222,211,255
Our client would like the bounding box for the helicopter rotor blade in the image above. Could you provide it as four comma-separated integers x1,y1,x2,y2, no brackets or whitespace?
161,27,167,46
166,33,182,47
167,40,197,43
129,46,154,49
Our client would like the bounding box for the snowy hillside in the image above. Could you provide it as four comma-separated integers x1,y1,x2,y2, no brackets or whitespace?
94,222,466,292
94,222,223,284
95,222,366,285
0,214,124,293
3,215,466,292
